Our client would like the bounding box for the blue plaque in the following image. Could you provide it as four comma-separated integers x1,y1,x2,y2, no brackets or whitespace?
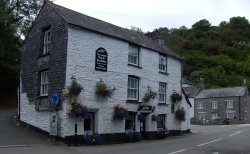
51,92,60,107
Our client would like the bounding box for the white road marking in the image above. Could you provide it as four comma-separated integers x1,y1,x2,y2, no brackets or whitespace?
168,149,186,154
228,131,242,137
197,138,223,147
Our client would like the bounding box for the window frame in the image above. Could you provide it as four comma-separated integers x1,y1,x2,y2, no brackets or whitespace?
127,76,139,101
128,45,139,66
42,27,51,55
226,100,234,109
125,112,136,131
226,112,235,119
211,101,218,109
157,114,166,130
197,102,204,109
159,82,167,103
198,112,206,120
159,55,167,73
40,70,48,96
211,113,219,120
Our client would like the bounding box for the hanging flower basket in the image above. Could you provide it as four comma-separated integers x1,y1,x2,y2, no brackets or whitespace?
63,76,83,98
175,108,186,121
95,80,114,98
68,100,88,118
170,91,182,103
151,114,159,121
142,89,156,102
113,104,128,120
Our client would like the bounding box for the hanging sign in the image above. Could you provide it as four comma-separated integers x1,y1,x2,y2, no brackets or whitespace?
138,105,155,113
95,48,108,72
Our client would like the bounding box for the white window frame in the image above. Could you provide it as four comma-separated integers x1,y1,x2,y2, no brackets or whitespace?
226,111,235,119
128,45,139,66
127,76,139,100
40,71,48,96
159,55,167,73
159,82,167,103
226,100,234,109
198,112,206,120
211,101,218,109
43,28,51,55
197,102,204,109
211,113,219,120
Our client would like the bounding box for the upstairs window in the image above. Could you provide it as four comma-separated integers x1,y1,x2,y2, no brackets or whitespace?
159,82,167,103
127,76,139,100
159,55,167,73
211,101,218,109
226,100,234,109
128,45,139,66
40,70,48,96
43,28,51,55
197,102,203,109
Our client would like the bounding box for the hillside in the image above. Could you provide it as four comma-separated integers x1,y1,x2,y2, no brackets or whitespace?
148,17,250,88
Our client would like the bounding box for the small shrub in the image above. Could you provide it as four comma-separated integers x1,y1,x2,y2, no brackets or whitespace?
175,108,186,121
142,90,156,102
95,80,113,98
170,91,182,103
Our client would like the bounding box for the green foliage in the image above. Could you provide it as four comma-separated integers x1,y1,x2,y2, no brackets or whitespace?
153,16,250,89
0,0,44,100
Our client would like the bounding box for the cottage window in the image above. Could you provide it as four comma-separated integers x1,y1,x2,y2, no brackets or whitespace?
125,113,135,131
226,112,235,119
157,114,166,129
198,112,206,120
127,76,139,100
197,102,203,109
226,100,234,109
159,82,167,103
40,71,48,96
159,55,167,73
211,101,218,109
43,28,51,55
128,45,139,66
211,113,218,120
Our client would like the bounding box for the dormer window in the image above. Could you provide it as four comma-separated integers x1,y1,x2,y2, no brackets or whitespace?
128,45,139,66
43,27,51,55
159,55,167,73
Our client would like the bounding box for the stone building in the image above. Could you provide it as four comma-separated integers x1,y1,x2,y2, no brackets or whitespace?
19,1,190,144
194,86,250,124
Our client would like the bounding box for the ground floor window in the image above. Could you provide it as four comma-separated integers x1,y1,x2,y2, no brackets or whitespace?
125,112,136,131
84,112,95,135
226,112,235,119
198,112,206,120
211,113,218,120
157,114,166,130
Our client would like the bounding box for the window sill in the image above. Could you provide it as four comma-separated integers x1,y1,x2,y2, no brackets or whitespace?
126,100,140,103
159,71,169,75
128,63,142,69
37,53,50,59
158,103,169,106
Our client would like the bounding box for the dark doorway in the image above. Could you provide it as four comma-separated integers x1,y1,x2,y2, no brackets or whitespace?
139,114,147,139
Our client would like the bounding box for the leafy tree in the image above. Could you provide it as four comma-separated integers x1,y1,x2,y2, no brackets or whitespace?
191,19,211,31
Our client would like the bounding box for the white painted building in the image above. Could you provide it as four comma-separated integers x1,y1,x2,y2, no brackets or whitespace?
20,2,190,144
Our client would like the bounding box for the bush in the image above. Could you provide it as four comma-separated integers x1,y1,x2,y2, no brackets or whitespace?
223,118,230,125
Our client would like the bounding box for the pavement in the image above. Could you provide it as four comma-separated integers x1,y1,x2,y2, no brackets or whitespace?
0,107,55,147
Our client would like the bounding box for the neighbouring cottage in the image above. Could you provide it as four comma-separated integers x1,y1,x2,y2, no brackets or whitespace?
194,86,250,124
19,1,190,144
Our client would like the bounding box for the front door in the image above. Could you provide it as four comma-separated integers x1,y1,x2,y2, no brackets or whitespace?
84,112,95,135
139,114,146,139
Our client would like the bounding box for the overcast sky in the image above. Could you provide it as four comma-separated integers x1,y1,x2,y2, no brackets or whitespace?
54,0,250,32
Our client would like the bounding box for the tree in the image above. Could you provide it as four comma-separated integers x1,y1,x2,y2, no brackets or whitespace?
0,0,44,105
192,19,211,31
229,16,250,29
130,26,144,35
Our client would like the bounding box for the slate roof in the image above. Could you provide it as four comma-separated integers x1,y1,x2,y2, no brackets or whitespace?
183,87,200,98
181,78,195,85
195,86,247,99
46,2,181,59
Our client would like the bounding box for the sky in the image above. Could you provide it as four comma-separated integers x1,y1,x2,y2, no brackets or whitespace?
54,0,250,32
